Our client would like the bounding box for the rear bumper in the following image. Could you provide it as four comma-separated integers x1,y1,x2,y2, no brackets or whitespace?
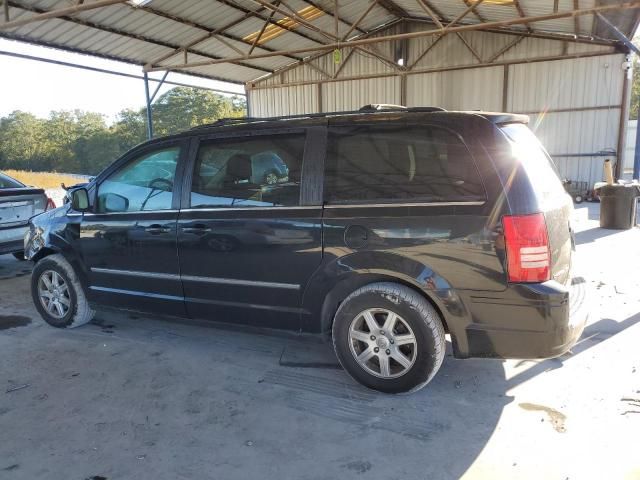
455,277,589,359
0,225,28,254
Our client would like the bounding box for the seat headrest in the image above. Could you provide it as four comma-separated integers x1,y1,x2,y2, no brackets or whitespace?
226,154,252,182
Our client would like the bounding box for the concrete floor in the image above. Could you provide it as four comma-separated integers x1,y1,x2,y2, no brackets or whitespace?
0,203,638,480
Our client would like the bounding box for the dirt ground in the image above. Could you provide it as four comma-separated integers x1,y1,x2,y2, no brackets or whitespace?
0,203,638,480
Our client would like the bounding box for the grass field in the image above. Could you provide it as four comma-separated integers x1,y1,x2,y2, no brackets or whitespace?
3,170,88,190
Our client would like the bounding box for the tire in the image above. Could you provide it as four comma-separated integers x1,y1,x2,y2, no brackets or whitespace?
12,251,26,261
263,171,279,185
31,254,95,328
574,195,584,204
332,282,446,394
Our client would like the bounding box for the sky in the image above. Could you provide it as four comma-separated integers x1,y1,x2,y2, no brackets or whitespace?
0,38,246,123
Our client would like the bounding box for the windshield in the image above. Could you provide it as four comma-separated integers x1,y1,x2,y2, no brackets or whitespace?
500,123,565,200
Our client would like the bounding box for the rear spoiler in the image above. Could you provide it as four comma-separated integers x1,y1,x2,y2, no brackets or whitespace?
0,187,45,197
468,112,530,125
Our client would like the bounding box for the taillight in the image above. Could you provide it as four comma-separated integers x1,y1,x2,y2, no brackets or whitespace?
45,197,56,210
503,213,550,283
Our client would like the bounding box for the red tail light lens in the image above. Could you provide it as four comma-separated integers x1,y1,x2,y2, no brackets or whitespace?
503,213,550,283
45,197,56,211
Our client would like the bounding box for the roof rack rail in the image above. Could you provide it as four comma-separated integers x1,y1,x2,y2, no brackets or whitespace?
191,105,447,130
358,104,446,113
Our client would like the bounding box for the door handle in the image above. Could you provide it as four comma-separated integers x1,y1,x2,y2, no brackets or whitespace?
145,224,172,235
181,223,212,235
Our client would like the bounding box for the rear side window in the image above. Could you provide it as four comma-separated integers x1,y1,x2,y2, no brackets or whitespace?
0,173,24,189
324,124,485,204
500,123,565,199
190,133,304,208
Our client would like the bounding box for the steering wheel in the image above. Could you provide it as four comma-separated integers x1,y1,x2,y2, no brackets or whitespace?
148,178,173,191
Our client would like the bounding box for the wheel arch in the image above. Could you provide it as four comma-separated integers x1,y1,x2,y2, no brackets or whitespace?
318,273,450,336
301,251,468,340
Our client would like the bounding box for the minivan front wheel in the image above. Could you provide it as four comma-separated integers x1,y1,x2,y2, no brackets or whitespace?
332,283,445,394
31,254,95,328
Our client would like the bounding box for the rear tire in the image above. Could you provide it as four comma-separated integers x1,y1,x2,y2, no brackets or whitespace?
31,254,94,328
332,282,446,394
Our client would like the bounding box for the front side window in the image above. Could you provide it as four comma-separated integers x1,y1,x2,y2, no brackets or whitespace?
97,146,180,213
190,133,305,208
324,125,485,204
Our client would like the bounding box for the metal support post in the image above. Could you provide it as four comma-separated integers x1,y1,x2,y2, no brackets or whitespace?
144,71,153,140
617,56,632,180
634,107,640,180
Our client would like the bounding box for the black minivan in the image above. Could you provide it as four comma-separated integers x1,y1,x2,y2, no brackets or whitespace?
24,105,588,393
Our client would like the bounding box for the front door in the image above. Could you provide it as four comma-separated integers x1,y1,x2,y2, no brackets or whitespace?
177,129,323,330
79,139,188,316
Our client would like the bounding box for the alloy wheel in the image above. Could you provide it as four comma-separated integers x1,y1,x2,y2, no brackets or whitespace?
38,270,71,319
348,308,418,378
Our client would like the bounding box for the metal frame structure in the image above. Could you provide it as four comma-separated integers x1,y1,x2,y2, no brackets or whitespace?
1,1,639,82
1,0,640,167
0,48,245,140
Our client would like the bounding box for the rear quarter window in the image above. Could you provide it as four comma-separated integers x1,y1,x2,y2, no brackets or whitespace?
500,123,565,200
0,173,24,189
324,124,485,204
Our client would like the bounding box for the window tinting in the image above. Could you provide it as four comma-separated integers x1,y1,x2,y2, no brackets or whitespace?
500,123,565,199
324,125,485,204
97,147,180,213
0,173,24,189
190,133,305,208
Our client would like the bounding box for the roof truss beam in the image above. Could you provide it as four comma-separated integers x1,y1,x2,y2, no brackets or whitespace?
461,0,488,24
147,1,640,74
249,1,280,54
250,0,337,41
253,18,402,83
304,0,367,36
512,0,532,32
415,0,444,29
138,3,301,61
5,1,273,74
0,0,125,30
213,0,330,47
342,0,378,40
376,0,410,18
446,0,485,29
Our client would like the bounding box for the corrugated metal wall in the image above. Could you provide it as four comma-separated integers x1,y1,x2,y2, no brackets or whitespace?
248,25,628,186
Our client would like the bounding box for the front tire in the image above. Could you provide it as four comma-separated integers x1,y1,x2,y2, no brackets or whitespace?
332,282,446,394
31,254,95,328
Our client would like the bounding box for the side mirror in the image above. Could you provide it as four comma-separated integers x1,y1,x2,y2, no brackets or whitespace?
71,188,90,211
103,192,129,213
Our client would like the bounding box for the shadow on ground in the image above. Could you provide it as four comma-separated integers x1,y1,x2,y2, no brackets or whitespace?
0,253,638,479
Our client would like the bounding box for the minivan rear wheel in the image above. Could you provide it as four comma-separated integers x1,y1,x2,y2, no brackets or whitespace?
332,282,446,394
31,254,95,328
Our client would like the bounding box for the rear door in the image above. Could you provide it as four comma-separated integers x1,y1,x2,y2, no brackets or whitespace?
177,127,324,330
78,139,188,316
320,121,503,297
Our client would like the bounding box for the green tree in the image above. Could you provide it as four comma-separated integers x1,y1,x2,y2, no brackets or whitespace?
150,87,245,135
631,56,640,120
0,88,247,175
0,111,48,170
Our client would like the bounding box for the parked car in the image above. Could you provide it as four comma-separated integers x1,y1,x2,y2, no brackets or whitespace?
0,172,54,260
24,105,588,394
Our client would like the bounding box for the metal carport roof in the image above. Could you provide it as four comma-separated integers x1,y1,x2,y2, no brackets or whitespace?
1,0,640,86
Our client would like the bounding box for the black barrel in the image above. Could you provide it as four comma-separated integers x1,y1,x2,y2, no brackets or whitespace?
599,184,640,230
